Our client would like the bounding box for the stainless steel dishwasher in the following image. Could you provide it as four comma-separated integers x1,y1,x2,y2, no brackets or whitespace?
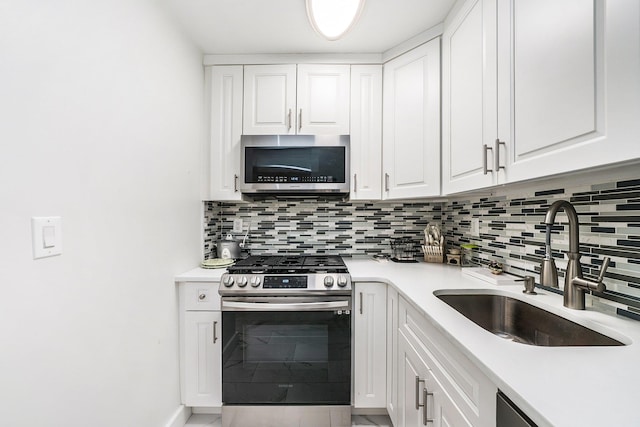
497,392,538,427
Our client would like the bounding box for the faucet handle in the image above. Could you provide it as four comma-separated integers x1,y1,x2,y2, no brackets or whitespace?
597,257,611,282
571,257,610,293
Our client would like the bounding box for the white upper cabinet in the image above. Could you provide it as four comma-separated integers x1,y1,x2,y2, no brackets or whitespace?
243,64,350,135
442,0,640,194
442,0,497,194
208,66,243,201
243,64,297,135
498,0,640,182
383,38,441,200
350,65,383,200
297,64,350,134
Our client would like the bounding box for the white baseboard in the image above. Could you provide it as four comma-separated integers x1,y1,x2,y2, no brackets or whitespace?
192,407,222,414
165,404,192,427
351,407,389,416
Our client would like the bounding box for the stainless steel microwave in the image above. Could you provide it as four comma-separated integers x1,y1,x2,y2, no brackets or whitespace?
240,135,350,196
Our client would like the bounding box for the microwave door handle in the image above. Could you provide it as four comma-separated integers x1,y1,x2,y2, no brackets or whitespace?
222,300,350,312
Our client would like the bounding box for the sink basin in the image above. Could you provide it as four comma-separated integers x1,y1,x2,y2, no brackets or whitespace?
435,291,625,346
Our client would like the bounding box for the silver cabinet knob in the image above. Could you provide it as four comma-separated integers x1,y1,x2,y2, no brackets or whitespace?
198,293,206,300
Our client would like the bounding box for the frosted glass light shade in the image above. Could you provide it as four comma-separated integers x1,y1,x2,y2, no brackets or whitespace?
306,0,365,41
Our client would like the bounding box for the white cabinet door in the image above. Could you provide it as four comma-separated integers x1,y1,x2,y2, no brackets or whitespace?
243,64,350,135
386,286,399,425
297,64,350,135
243,64,297,135
427,371,474,427
208,66,243,201
442,0,498,194
498,0,640,182
383,38,441,200
350,65,382,200
183,311,221,407
442,0,640,195
398,334,472,427
354,282,387,408
398,334,429,427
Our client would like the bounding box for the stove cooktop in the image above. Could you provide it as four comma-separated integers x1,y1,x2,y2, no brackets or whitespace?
220,255,351,295
228,255,348,274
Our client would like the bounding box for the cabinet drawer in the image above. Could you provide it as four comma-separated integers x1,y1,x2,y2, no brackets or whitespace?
398,296,496,426
182,282,220,311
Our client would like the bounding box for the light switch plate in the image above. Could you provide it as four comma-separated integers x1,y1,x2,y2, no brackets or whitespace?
470,218,480,237
233,218,243,233
32,216,62,259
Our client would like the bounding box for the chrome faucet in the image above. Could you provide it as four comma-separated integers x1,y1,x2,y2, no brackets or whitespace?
541,200,610,310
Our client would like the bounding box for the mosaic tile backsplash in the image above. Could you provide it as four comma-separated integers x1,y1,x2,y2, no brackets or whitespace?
203,176,640,317
204,200,442,257
441,178,640,318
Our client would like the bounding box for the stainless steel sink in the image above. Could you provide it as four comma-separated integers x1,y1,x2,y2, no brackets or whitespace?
435,291,625,346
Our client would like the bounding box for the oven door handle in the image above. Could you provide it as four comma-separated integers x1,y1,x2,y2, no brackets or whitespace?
221,300,351,312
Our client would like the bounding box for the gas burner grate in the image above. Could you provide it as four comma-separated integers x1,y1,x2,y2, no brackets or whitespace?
227,255,347,274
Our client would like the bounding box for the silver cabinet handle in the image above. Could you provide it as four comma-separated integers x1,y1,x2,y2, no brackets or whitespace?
495,139,506,171
287,109,292,131
213,321,218,344
298,109,302,132
385,173,390,192
234,174,238,192
359,292,363,315
422,387,434,425
415,376,425,410
353,174,358,193
483,144,493,175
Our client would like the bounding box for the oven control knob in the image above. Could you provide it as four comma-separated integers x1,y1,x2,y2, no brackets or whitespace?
323,276,334,288
250,276,261,287
337,275,348,287
237,276,248,287
222,275,234,287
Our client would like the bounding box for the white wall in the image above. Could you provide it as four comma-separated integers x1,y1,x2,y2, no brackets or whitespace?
0,1,203,426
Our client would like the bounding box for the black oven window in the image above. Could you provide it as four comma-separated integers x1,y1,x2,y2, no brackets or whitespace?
243,324,329,363
244,147,346,184
222,311,351,405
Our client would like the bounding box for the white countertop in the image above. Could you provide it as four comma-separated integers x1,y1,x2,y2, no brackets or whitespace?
176,259,640,427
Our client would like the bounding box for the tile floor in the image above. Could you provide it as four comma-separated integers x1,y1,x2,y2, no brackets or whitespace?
185,414,393,426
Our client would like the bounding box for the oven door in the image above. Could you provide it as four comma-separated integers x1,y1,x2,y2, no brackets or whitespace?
221,296,352,405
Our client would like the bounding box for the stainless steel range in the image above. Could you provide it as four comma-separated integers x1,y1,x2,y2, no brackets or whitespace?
220,254,352,295
219,255,352,427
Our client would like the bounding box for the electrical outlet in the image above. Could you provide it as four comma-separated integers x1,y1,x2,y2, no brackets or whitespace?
233,218,243,233
470,218,480,237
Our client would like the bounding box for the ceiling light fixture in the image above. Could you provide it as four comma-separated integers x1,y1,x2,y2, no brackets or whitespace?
305,0,366,41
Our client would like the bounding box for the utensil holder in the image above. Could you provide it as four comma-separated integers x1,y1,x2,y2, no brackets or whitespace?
423,244,444,263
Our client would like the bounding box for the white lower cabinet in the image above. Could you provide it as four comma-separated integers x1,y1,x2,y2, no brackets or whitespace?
386,286,399,425
179,282,222,408
398,333,472,427
354,282,387,408
183,311,222,407
394,296,497,427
